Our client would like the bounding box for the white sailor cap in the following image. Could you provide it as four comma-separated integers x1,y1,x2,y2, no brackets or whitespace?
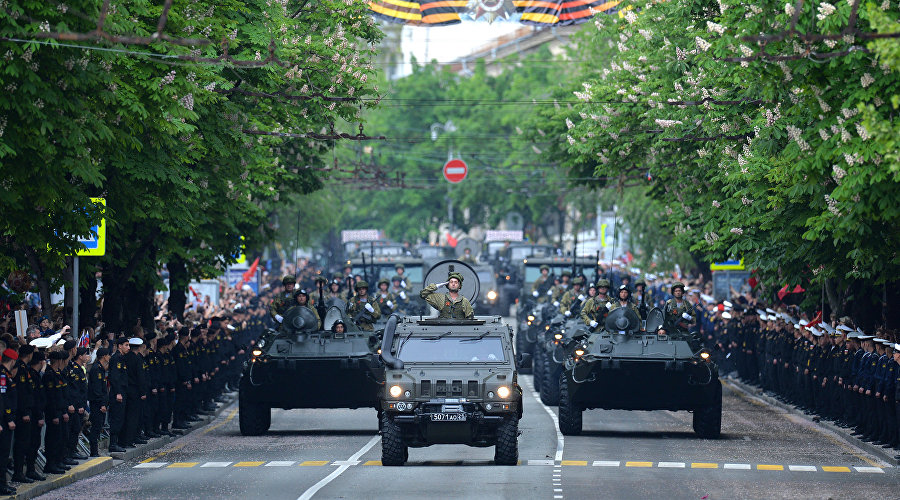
129,337,144,346
722,312,732,319
29,337,54,348
836,325,853,332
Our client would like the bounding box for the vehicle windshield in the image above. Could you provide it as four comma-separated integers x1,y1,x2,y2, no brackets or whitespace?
417,247,443,258
398,337,506,363
476,270,494,285
352,264,423,283
525,265,599,283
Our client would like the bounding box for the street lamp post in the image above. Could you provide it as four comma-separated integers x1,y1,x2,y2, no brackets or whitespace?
430,120,457,234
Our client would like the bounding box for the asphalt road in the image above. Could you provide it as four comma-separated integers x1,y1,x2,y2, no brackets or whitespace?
41,318,898,500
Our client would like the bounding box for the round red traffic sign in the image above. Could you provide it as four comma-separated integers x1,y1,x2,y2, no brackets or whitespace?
443,159,468,183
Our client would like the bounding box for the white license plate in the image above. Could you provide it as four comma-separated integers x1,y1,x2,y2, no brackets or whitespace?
430,413,466,422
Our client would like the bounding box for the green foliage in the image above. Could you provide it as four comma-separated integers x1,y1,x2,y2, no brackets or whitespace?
549,0,900,314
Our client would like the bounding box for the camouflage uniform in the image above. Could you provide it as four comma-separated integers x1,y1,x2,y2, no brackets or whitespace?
580,295,610,329
530,265,551,293
346,281,381,331
559,277,586,316
269,275,296,319
664,282,695,334
420,272,474,320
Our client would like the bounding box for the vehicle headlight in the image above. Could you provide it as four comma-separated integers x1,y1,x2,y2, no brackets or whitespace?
251,349,263,357
497,386,510,399
700,350,711,361
389,385,402,398
487,290,498,300
527,315,535,322
574,349,585,357
554,333,563,340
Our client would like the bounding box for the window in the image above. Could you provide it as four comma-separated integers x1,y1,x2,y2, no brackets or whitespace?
398,337,506,363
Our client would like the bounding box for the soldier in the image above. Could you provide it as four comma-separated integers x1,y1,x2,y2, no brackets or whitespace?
580,279,612,331
172,329,194,431
327,279,347,304
64,347,90,460
530,265,551,297
346,281,381,331
559,277,586,318
11,345,35,484
270,275,297,324
460,248,477,264
608,284,641,317
875,340,896,447
0,348,18,494
43,350,69,474
549,271,572,304
374,278,398,316
663,282,695,336
420,272,475,320
633,279,652,319
891,343,900,458
122,337,147,448
390,276,410,310
394,264,412,292
289,289,321,330
25,351,46,481
87,347,110,457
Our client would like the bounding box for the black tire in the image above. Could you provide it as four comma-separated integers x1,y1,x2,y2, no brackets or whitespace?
540,353,561,406
532,345,544,392
558,372,582,436
238,392,271,436
494,416,519,465
381,413,407,466
693,379,722,439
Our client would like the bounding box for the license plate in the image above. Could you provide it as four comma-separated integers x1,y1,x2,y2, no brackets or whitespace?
430,413,466,422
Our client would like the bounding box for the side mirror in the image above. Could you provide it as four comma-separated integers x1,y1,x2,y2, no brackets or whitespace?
516,352,533,367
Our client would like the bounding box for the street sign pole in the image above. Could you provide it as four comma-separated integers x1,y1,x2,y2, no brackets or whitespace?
73,256,79,340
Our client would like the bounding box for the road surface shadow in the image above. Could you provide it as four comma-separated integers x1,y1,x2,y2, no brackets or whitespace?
576,430,737,440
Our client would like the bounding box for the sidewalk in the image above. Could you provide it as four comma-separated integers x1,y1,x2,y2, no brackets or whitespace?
5,393,236,500
723,378,898,467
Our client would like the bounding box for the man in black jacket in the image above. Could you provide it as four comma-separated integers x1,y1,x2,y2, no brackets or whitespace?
65,347,90,460
43,350,70,475
122,337,148,447
12,345,36,484
26,352,47,481
172,329,193,430
107,338,130,453
87,348,111,457
0,348,19,495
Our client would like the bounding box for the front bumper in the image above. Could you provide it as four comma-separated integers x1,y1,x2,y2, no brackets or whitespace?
385,400,519,446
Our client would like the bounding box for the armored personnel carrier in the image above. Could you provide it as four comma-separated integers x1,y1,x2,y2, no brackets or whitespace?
238,305,384,435
378,261,525,466
556,307,722,438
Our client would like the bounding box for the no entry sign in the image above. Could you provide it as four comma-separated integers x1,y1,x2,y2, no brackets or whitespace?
443,159,468,183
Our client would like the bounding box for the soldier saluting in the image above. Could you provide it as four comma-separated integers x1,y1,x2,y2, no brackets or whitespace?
420,272,474,320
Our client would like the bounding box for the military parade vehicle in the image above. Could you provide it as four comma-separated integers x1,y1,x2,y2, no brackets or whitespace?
555,307,722,438
378,261,526,466
346,254,427,316
239,305,384,435
515,255,600,372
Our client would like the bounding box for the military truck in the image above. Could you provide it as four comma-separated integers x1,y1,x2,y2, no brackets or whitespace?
377,261,525,466
556,307,722,438
238,305,384,435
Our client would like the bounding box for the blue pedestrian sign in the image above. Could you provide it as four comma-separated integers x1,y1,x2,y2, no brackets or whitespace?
76,197,106,257
710,258,744,271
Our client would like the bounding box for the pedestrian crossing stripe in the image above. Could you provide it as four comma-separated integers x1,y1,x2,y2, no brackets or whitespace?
133,460,888,473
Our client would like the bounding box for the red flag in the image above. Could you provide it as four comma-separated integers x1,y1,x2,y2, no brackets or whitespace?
791,284,805,294
447,233,458,247
777,285,789,301
189,286,200,299
625,251,634,263
747,276,758,289
240,257,260,287
807,310,823,328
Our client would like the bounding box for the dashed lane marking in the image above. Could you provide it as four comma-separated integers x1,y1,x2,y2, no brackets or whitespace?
266,461,296,467
134,462,168,468
855,466,885,473
299,461,330,466
788,465,817,472
757,464,783,471
560,460,586,466
658,462,685,468
625,462,653,468
296,435,381,500
593,461,620,467
724,464,751,470
234,461,265,467
691,463,718,469
167,462,198,468
200,462,232,468
822,466,851,473
363,461,382,466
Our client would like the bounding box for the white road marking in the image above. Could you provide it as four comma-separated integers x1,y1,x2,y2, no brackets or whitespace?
658,462,685,468
593,461,620,467
200,462,232,468
724,463,751,470
528,459,555,466
134,462,168,468
296,435,380,500
854,466,884,473
266,461,296,467
331,460,361,466
787,465,817,472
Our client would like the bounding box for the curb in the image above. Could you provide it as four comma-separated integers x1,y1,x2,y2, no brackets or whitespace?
723,378,898,467
5,457,113,500
4,393,237,500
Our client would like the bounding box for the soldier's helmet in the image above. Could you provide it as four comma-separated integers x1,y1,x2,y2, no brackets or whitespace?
572,277,585,286
618,284,631,297
293,288,309,299
282,275,296,286
671,281,686,292
540,264,550,271
448,272,464,283
355,280,369,290
596,279,611,289
634,279,647,288
315,276,327,283
561,270,572,277
391,275,403,283
377,278,390,287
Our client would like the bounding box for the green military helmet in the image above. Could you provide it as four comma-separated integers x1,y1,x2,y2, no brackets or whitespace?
333,272,344,280
634,279,647,288
377,277,390,287
596,279,611,288
282,275,296,286
355,280,369,290
293,288,309,298
395,263,405,271
391,275,403,282
539,264,550,271
671,281,686,292
448,272,464,283
572,276,585,285
315,275,327,283
561,270,572,277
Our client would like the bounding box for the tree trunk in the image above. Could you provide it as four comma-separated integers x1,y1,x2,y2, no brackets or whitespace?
824,278,842,319
23,247,52,317
80,265,98,328
690,251,711,284
167,256,188,321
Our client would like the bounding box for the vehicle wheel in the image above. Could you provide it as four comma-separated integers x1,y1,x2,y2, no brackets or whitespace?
692,379,722,439
540,354,561,406
558,372,582,436
238,392,271,436
532,346,544,392
494,416,519,465
381,413,407,466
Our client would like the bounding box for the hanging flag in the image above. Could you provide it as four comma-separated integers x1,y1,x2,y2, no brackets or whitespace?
240,257,260,288
367,0,620,25
78,329,90,348
806,310,823,329
776,285,789,301
447,233,458,247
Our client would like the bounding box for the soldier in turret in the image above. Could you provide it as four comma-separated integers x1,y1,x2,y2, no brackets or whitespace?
270,275,297,324
420,272,474,320
346,281,381,331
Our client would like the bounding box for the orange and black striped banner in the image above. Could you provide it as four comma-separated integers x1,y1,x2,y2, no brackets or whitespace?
514,0,621,26
368,0,621,25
